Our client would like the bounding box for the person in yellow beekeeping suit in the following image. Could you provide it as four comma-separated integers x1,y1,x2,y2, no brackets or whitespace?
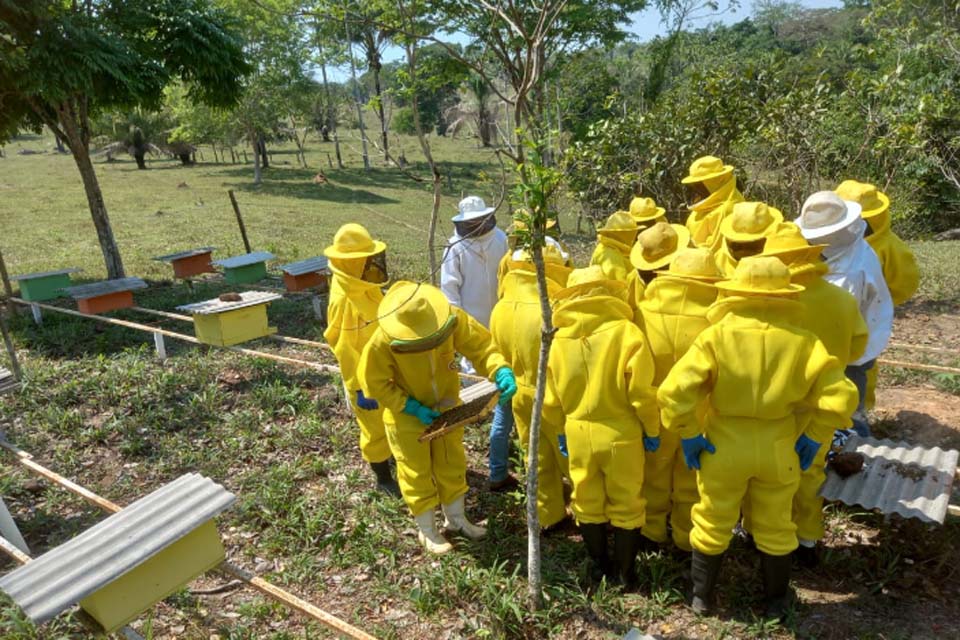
590,211,638,281
498,215,571,294
490,244,573,531
629,196,667,232
323,224,399,496
659,256,857,619
543,266,660,588
761,223,868,568
714,201,782,277
682,155,745,251
637,248,721,554
628,221,691,318
835,180,920,409
357,282,518,554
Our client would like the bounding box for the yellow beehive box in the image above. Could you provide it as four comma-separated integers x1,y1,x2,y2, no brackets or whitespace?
79,521,225,632
178,291,282,347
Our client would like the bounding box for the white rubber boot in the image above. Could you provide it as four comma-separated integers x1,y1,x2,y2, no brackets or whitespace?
442,496,487,540
414,511,453,554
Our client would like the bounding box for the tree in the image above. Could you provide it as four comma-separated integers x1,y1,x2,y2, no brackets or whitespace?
0,0,249,278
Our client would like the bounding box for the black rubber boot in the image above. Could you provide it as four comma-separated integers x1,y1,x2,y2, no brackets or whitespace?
579,523,609,585
370,460,401,498
690,550,723,615
612,527,640,590
794,543,819,569
761,552,794,621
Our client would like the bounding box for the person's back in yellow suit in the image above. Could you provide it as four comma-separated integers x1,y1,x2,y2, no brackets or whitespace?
682,156,745,251
590,211,637,281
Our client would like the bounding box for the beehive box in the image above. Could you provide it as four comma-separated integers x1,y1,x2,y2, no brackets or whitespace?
154,247,216,279
0,474,235,633
213,251,275,285
64,278,148,314
280,257,329,292
177,291,282,346
10,268,81,302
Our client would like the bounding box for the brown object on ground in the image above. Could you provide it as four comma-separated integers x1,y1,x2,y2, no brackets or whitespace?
419,390,499,443
830,451,865,478
218,292,243,302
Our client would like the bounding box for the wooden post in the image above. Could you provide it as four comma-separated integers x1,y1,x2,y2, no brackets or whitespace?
311,294,327,325
0,249,12,297
29,304,41,326
0,313,21,381
153,332,167,361
228,190,253,254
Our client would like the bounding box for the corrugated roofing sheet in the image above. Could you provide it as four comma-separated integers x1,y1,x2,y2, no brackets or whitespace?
64,278,148,299
153,247,216,263
0,473,235,624
213,252,275,269
819,436,959,524
177,291,282,315
280,256,329,276
0,367,17,395
10,268,81,281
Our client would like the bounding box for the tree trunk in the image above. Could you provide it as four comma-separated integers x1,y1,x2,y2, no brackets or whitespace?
343,20,370,172
55,136,67,154
478,101,492,148
134,149,147,170
252,135,262,185
371,57,390,159
316,37,344,170
59,107,125,279
258,133,269,169
178,153,192,166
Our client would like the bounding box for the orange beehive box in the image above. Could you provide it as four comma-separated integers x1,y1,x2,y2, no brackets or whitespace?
154,248,216,279
280,257,329,293
66,278,148,315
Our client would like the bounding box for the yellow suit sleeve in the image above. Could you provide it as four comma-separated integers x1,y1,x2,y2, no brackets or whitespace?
323,299,364,391
357,333,408,414
624,330,660,436
658,333,717,439
849,308,869,365
801,341,859,444
452,307,508,379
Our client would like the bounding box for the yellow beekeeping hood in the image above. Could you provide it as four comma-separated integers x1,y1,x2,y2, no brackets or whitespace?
628,197,667,224
378,281,454,344
555,265,627,301
834,180,890,221
716,255,804,297
720,202,783,243
762,222,826,264
324,223,387,259
630,222,691,270
658,248,723,281
681,155,734,185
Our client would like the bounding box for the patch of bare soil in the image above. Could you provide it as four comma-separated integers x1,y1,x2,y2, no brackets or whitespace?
873,387,960,451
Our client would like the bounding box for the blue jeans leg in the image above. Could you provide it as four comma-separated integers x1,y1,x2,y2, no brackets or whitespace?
489,403,515,482
844,360,875,438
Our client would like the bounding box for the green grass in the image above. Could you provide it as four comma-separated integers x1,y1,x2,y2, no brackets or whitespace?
2,132,960,638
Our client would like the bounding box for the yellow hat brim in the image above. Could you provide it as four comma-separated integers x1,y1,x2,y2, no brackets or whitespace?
632,208,667,223
763,243,827,263
681,165,734,185
630,225,691,270
720,209,784,243
554,279,627,301
378,281,452,342
715,281,804,297
654,271,723,283
858,190,890,220
323,239,387,260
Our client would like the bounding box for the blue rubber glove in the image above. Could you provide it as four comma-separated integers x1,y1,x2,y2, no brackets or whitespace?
403,397,440,426
355,390,379,411
795,434,822,471
643,435,661,453
558,434,568,458
494,367,518,406
681,434,716,470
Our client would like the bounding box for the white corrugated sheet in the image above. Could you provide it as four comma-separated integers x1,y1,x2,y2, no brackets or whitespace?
0,473,235,624
64,278,148,300
153,247,215,263
819,436,959,524
213,252,275,269
177,291,282,315
280,257,329,277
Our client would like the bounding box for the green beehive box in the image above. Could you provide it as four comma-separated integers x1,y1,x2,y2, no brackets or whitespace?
12,269,80,302
223,261,268,285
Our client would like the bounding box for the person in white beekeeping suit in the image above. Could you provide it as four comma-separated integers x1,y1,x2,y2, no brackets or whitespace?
795,191,893,437
441,195,517,491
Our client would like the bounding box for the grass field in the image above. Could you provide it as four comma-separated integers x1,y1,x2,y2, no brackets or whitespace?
1,132,960,639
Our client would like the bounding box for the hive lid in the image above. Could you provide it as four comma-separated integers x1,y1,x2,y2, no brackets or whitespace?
280,257,329,277
153,247,216,263
0,473,236,624
177,291,282,315
819,436,959,524
213,252,275,269
10,268,81,282
64,278,148,300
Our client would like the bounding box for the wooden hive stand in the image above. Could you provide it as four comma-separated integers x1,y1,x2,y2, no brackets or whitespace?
213,251,275,286
280,256,330,293
9,268,81,302
153,247,216,279
64,278,148,314
0,473,235,634
177,291,282,347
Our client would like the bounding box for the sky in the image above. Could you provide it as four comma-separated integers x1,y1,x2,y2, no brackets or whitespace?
327,0,844,81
